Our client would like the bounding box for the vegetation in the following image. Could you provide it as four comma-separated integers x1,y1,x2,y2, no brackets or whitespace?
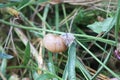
0,0,120,80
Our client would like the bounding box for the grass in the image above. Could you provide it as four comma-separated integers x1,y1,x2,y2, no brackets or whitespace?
0,0,120,80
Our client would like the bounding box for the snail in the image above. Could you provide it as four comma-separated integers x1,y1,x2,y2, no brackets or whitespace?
43,33,75,53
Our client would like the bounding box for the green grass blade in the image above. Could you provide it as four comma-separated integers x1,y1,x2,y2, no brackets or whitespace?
62,62,68,80
0,46,7,75
32,70,40,80
75,34,116,46
29,5,52,30
115,0,120,43
36,73,59,80
0,59,7,75
91,47,113,79
48,52,58,80
76,59,91,80
61,4,69,31
23,42,31,65
76,40,120,79
0,53,13,59
68,42,76,80
55,4,59,31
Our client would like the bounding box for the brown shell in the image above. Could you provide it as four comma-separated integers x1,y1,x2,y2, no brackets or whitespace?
43,34,67,53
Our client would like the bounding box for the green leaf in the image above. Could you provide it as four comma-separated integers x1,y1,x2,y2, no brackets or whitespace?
23,42,31,65
0,46,7,75
0,53,13,59
32,70,40,80
0,59,7,76
36,73,57,80
62,62,68,80
68,42,76,80
87,17,114,34
37,0,49,3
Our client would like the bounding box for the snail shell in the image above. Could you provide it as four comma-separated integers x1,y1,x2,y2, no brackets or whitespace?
43,34,67,53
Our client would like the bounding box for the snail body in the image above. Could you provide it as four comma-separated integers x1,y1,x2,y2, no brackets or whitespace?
43,34,67,53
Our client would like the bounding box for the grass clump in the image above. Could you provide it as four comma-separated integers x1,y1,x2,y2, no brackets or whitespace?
0,0,120,80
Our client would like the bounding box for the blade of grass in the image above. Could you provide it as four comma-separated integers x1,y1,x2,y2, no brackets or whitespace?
36,73,60,80
0,19,63,34
94,42,109,53
91,47,113,79
19,13,37,27
0,53,13,59
60,8,79,27
29,5,52,30
75,34,116,46
61,4,69,31
76,58,91,80
0,59,7,75
54,4,59,72
17,0,30,10
13,28,45,75
76,40,120,79
68,42,76,80
32,70,40,80
42,4,50,34
48,52,58,80
115,0,120,44
41,3,50,59
8,65,63,80
23,42,31,65
55,4,59,31
0,19,116,45
62,62,68,80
